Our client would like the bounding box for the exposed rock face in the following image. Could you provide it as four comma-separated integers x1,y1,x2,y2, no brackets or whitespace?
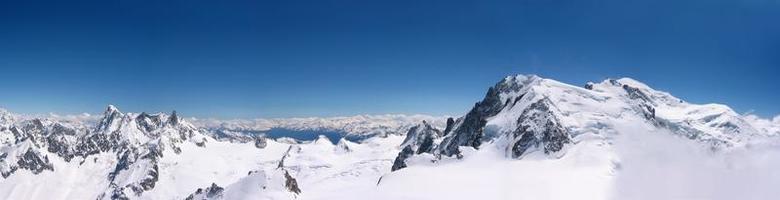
104,144,163,199
16,148,53,174
185,183,224,200
437,75,540,157
622,84,654,103
613,81,659,121
508,99,570,158
283,170,301,194
0,105,208,200
96,105,123,134
95,106,203,199
169,111,181,126
391,121,444,171
46,123,78,161
136,112,163,133
437,87,502,156
391,146,414,171
443,117,455,136
1,119,88,176
276,145,302,195
584,82,594,90
400,121,443,154
254,136,267,149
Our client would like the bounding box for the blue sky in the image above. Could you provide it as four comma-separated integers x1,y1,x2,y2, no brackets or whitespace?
0,0,778,118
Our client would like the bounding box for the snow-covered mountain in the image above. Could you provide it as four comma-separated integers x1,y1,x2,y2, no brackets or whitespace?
1,74,779,200
385,75,780,200
394,75,776,168
0,105,417,200
1,105,213,199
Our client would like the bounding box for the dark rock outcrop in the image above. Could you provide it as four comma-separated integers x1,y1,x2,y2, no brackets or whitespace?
622,84,654,104
437,87,503,156
276,145,302,195
509,99,571,158
284,170,301,194
391,121,444,171
104,144,163,198
584,82,594,90
136,112,163,133
391,146,414,171
254,136,267,149
399,121,443,154
437,76,537,157
46,123,78,161
442,117,455,136
169,111,180,126
185,183,225,200
16,149,54,174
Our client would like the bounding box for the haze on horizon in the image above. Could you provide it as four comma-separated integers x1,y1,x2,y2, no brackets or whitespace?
1,0,778,118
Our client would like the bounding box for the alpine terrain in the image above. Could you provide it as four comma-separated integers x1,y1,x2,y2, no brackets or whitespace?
2,74,779,200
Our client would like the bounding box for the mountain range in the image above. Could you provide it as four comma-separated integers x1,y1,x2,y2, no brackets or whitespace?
1,74,779,200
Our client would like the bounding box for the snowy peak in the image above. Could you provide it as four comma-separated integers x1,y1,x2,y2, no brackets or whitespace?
392,120,443,171
495,74,542,95
96,105,124,134
1,105,211,199
135,112,163,133
399,120,442,154
93,105,201,145
433,75,552,157
335,138,353,153
313,135,334,146
169,110,180,126
590,78,763,143
0,108,15,127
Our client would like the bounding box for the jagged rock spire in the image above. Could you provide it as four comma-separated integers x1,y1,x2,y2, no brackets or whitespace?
106,105,119,113
392,120,444,171
169,110,180,126
96,105,123,133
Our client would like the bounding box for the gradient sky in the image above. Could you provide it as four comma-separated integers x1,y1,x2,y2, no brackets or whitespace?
1,0,778,118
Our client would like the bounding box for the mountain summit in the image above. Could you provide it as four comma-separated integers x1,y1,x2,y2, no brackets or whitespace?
392,74,775,170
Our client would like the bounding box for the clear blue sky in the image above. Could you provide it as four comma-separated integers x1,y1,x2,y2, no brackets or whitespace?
0,0,778,118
